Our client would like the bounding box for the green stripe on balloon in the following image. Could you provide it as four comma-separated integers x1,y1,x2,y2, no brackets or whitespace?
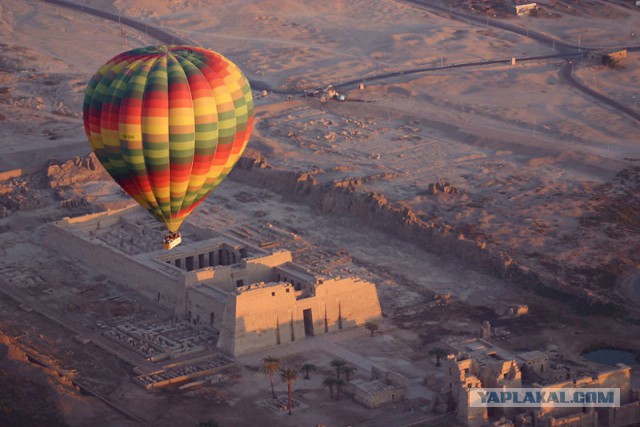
83,45,253,234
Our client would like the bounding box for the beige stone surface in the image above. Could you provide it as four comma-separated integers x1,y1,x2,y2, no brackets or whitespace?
48,207,382,357
1,0,640,425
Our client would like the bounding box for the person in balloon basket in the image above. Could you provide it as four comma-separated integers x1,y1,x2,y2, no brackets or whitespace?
163,232,181,244
83,45,254,250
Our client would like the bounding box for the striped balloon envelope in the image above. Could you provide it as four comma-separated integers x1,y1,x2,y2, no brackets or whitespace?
83,45,253,233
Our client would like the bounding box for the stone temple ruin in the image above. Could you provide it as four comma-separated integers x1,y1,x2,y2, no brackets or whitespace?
444,338,640,427
45,206,383,357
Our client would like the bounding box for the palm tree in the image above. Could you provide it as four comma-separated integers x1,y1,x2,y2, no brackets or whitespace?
335,378,346,400
0,398,10,415
330,358,347,379
365,321,380,337
196,420,219,427
343,365,358,382
428,348,448,367
300,363,317,380
262,356,280,399
280,367,299,415
323,377,336,399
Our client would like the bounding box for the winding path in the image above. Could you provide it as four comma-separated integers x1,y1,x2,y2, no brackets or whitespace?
560,60,640,122
41,0,571,94
400,0,640,123
331,52,575,90
402,0,638,53
42,0,640,121
42,0,191,44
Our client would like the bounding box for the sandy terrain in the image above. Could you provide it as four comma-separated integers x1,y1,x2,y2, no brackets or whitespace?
506,1,639,48
1,0,639,425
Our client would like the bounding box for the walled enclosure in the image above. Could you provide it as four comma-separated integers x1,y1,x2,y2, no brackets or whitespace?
45,207,383,356
446,347,639,427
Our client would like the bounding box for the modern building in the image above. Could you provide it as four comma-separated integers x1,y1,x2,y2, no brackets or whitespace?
515,3,537,15
344,366,407,409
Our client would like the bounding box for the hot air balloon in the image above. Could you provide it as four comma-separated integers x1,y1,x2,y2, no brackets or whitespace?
82,45,253,249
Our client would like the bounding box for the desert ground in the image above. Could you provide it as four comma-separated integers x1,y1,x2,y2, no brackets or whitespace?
0,0,639,426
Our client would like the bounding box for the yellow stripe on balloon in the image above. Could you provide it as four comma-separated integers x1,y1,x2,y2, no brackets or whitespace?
83,45,253,234
144,117,170,130
169,109,196,126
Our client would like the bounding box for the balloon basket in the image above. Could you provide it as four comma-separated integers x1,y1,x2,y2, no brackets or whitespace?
162,232,182,250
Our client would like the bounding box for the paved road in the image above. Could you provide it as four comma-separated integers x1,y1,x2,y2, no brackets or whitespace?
402,0,640,53
560,60,640,123
42,0,191,45
42,0,573,94
44,0,640,124
404,0,575,50
40,0,284,91
401,0,640,123
332,52,576,91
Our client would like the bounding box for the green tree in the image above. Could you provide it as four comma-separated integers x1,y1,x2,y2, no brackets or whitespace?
445,390,457,411
262,356,280,399
602,54,620,69
428,348,448,367
335,378,346,400
280,367,299,415
0,398,10,415
323,377,336,399
343,365,358,382
196,419,219,427
300,363,317,380
330,358,347,379
365,321,380,337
